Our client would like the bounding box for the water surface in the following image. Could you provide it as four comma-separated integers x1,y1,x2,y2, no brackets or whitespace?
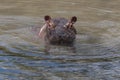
0,0,120,80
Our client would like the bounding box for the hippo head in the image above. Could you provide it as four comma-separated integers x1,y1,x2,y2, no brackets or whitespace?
43,15,77,45
44,15,77,31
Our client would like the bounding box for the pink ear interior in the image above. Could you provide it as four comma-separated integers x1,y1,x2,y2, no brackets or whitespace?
44,15,51,21
71,16,77,23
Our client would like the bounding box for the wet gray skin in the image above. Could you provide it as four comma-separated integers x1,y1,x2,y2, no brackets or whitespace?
45,17,76,46
41,16,77,53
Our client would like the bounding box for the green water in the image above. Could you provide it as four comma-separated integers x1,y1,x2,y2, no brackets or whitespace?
0,0,120,80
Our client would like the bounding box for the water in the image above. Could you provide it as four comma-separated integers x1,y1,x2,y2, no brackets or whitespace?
0,0,120,80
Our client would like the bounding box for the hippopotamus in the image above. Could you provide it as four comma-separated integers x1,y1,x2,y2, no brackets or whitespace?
39,15,77,46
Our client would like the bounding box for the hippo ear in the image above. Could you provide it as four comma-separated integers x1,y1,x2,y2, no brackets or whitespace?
70,16,77,24
44,15,51,22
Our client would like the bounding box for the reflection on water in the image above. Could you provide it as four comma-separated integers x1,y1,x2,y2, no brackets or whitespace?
0,0,120,80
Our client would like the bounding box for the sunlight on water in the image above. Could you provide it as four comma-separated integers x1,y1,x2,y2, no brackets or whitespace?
0,0,120,80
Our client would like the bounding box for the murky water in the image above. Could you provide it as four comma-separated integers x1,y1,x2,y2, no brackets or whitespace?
0,0,120,80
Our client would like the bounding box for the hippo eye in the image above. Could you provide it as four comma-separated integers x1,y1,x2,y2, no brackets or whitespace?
48,22,56,29
64,23,70,28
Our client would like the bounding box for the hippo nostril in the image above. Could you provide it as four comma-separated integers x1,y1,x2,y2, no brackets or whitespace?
59,35,62,38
